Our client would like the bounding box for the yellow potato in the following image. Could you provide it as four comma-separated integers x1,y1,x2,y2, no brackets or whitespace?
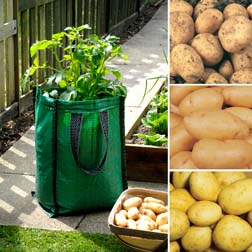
170,208,190,241
247,4,252,19
170,151,199,169
159,224,168,233
179,88,224,116
213,172,246,188
200,68,217,83
231,46,252,72
127,207,139,220
189,172,220,202
194,0,219,18
172,171,192,188
141,202,167,214
143,197,165,206
191,33,224,66
170,241,180,252
187,200,222,226
205,72,228,84
184,110,249,140
181,226,212,251
123,197,143,211
169,183,175,192
218,60,234,80
170,86,205,105
170,12,195,49
230,68,252,84
170,103,180,115
171,44,204,83
139,215,157,230
192,139,252,169
245,134,252,145
170,0,193,16
195,8,223,34
170,123,197,157
225,107,252,128
170,188,196,212
156,212,168,227
218,178,252,215
218,16,252,53
115,213,127,227
136,219,154,231
223,86,252,108
213,215,252,251
223,3,249,19
247,210,252,225
170,112,183,129
127,219,136,229
139,208,156,221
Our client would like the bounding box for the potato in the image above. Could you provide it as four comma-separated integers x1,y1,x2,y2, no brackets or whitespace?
172,171,192,188
170,123,197,156
191,33,223,66
170,151,199,169
200,68,217,82
213,215,252,251
171,44,204,83
170,103,180,115
181,226,212,251
156,212,168,227
170,188,196,212
247,4,252,19
170,208,190,241
170,86,205,105
169,183,175,192
136,219,153,231
170,12,195,49
127,219,136,229
187,201,222,226
189,172,220,202
223,3,248,19
170,0,193,16
141,202,167,214
184,110,249,140
218,60,234,80
195,8,223,34
231,46,252,72
170,61,178,77
170,112,183,129
223,86,252,108
170,241,180,252
179,88,224,116
119,209,127,217
218,178,252,215
127,207,139,220
192,139,252,169
230,68,252,84
123,197,143,211
246,244,252,252
115,213,127,227
159,224,168,233
225,107,252,128
245,134,252,145
213,172,246,188
139,208,156,221
143,197,165,206
205,72,228,84
194,0,219,18
218,16,252,53
139,215,157,230
247,210,252,225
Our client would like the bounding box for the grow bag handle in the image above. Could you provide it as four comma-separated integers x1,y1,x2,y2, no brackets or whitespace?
70,111,108,175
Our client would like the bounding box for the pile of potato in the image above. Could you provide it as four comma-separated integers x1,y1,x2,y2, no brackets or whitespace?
170,85,252,169
170,0,252,84
170,171,252,252
114,196,168,233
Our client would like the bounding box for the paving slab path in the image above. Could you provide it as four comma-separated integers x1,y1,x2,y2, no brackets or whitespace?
0,1,167,234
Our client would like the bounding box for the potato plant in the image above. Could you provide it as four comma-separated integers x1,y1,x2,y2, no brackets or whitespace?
170,0,252,84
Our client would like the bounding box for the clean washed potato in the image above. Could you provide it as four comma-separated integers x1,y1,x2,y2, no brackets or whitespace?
184,110,249,140
213,215,252,251
230,68,252,84
192,139,252,169
218,178,252,215
187,201,222,226
179,88,224,116
170,112,183,129
172,172,192,188
213,172,246,188
195,8,223,34
225,107,252,128
170,151,198,169
170,241,180,252
170,188,196,212
189,172,220,202
223,86,252,108
170,208,190,241
181,226,212,251
171,44,204,83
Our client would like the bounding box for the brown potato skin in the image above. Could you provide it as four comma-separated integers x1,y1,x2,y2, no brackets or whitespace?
191,33,224,66
218,60,234,80
184,110,249,140
179,88,224,116
170,1,193,16
230,68,252,84
195,8,223,34
247,4,252,19
171,44,204,83
200,68,216,82
170,151,198,169
218,16,252,53
205,72,228,84
192,139,252,169
231,46,252,72
194,0,219,18
223,3,249,19
170,12,195,49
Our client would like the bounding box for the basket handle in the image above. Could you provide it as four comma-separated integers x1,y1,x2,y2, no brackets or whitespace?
70,111,108,175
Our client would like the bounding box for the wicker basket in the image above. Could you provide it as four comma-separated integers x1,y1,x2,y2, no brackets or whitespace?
108,188,168,252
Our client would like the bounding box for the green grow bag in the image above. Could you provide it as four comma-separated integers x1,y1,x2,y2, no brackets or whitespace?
34,87,127,216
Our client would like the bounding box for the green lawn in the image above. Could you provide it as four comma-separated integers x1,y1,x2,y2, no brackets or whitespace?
0,225,134,252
